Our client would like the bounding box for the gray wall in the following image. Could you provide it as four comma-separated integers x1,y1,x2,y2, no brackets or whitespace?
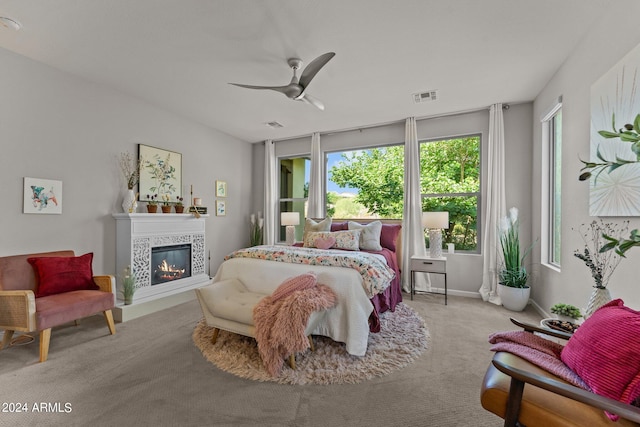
0,47,252,277
531,2,640,313
251,104,534,296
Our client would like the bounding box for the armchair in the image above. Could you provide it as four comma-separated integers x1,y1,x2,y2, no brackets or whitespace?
481,318,640,427
0,250,116,362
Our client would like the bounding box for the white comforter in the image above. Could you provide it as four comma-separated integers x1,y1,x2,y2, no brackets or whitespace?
213,257,374,356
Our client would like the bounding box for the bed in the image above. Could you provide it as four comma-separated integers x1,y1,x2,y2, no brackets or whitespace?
212,220,402,356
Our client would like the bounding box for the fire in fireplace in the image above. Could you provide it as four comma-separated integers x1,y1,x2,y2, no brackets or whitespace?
151,244,192,285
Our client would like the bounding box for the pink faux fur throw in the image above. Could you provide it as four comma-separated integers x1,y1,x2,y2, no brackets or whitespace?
489,330,589,390
253,274,337,377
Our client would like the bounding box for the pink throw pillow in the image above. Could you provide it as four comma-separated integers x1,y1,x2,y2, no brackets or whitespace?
28,253,99,297
271,272,318,302
560,299,640,419
315,236,336,250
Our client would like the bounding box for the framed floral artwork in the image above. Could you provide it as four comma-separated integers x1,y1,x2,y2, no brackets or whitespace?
216,180,227,198
216,200,226,216
23,177,63,214
138,144,182,202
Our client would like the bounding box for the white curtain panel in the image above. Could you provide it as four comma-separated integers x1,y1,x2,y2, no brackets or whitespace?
263,140,277,245
401,117,429,293
307,132,324,218
478,103,506,305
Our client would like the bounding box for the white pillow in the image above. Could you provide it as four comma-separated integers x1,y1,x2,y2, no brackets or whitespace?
303,217,332,242
348,221,383,251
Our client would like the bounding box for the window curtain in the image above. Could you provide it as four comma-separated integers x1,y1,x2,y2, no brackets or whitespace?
478,103,506,305
263,140,277,245
307,132,324,218
401,117,429,293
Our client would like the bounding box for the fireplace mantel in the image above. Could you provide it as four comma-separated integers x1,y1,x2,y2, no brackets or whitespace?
112,213,211,321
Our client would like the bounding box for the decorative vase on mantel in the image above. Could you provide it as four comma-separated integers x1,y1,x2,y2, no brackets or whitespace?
122,189,138,213
585,287,612,319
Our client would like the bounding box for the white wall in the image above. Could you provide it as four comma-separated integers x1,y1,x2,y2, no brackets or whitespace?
0,47,252,277
532,1,640,312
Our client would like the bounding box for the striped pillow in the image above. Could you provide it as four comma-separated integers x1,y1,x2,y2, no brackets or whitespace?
560,299,640,420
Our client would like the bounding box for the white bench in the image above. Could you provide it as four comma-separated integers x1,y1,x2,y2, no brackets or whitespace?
195,278,325,369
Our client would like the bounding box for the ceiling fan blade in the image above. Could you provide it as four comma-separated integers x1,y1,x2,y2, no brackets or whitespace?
299,52,335,89
229,83,289,95
297,92,325,111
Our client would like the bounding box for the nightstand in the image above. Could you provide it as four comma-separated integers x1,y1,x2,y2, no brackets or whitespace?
410,254,447,305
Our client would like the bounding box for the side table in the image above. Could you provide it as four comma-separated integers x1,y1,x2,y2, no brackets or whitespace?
410,254,447,305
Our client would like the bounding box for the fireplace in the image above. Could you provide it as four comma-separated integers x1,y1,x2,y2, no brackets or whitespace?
151,243,192,285
113,213,211,318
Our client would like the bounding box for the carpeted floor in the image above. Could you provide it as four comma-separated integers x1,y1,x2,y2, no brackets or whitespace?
0,293,541,427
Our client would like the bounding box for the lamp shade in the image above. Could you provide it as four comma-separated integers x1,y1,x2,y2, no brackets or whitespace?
281,212,300,226
422,211,449,229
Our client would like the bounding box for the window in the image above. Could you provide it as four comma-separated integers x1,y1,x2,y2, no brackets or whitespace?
420,136,481,252
542,101,562,267
326,145,404,219
278,156,309,242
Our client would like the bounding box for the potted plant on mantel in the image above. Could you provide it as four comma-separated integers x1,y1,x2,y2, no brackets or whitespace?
498,207,536,311
161,194,172,213
146,194,158,213
174,196,184,214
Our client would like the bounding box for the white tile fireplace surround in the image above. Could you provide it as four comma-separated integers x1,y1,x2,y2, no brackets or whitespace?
112,213,212,321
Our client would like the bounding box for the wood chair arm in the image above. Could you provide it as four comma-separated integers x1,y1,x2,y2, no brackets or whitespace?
492,358,640,425
0,290,36,332
510,317,573,340
93,275,115,293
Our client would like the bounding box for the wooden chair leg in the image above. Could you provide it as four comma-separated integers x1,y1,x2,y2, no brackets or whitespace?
289,354,296,370
103,310,116,335
308,335,315,352
211,328,220,345
74,320,80,326
504,377,525,427
39,328,51,363
1,330,15,349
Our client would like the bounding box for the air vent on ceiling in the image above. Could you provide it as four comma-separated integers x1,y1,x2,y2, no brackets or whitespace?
264,121,284,129
413,90,438,103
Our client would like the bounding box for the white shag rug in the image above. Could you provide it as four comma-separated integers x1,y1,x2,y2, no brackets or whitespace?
192,303,430,385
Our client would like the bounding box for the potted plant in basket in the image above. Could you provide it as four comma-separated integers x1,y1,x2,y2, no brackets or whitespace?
498,207,536,311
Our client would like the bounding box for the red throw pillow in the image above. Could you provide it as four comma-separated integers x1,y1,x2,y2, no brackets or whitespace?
560,299,640,419
271,272,317,302
28,253,99,297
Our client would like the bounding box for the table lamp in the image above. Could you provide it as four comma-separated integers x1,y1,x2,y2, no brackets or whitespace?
281,212,300,246
422,211,449,258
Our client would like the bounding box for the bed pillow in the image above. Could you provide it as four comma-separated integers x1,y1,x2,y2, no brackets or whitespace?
348,221,383,251
271,272,317,302
28,252,99,297
304,230,361,251
560,299,640,419
303,217,332,243
380,224,402,252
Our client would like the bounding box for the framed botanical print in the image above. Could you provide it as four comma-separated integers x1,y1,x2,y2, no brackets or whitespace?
139,144,182,202
216,200,226,216
216,180,227,198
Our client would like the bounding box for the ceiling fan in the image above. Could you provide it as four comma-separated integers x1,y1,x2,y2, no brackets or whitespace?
229,52,335,111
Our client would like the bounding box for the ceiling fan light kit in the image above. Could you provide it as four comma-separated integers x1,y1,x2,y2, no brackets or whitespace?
0,17,22,31
229,52,335,111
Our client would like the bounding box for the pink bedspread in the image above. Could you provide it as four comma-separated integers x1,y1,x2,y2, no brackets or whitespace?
489,330,589,389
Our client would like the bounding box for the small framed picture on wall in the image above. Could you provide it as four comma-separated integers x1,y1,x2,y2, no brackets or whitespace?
216,200,226,216
216,180,227,198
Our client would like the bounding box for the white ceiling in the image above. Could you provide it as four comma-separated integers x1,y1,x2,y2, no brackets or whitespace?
0,0,611,143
